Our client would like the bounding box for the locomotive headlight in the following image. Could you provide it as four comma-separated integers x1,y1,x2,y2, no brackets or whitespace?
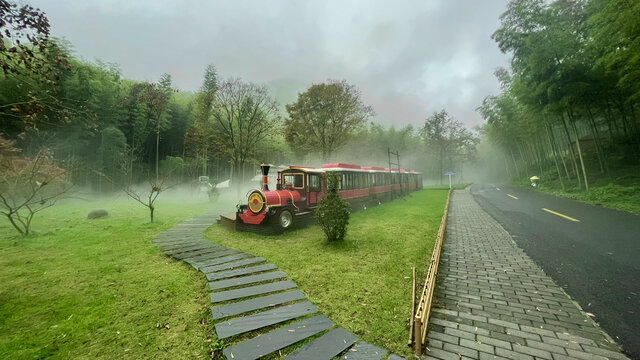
247,191,266,214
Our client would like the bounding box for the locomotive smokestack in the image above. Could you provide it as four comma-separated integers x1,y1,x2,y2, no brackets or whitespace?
260,164,272,191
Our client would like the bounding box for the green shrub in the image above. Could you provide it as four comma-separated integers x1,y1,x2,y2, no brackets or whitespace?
316,171,350,241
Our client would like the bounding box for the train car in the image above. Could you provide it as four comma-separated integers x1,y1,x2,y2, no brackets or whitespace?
235,163,422,232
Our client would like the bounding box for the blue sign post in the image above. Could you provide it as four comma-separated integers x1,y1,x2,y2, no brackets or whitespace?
444,171,456,189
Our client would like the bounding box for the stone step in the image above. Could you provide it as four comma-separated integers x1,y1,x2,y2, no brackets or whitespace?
186,249,240,265
284,327,358,360
184,249,241,265
222,315,334,360
212,290,306,319
174,246,228,259
163,244,216,256
341,341,386,360
209,270,287,290
200,257,265,274
191,253,252,270
215,301,317,339
156,240,208,249
206,263,278,281
210,280,297,303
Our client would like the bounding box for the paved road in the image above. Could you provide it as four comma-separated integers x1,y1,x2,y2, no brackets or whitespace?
471,183,640,359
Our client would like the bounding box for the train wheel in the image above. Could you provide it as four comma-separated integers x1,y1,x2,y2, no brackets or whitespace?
278,209,293,230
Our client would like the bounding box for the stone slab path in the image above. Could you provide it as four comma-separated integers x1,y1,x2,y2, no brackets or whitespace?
425,189,629,360
154,212,406,360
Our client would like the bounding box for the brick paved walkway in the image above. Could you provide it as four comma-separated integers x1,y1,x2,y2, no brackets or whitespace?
425,189,628,360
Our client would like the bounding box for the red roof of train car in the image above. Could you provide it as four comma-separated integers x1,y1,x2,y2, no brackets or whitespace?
321,163,362,169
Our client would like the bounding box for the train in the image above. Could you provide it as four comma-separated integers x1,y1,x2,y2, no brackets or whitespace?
235,163,423,232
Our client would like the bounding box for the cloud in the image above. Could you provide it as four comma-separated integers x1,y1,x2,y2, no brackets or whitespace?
31,0,510,128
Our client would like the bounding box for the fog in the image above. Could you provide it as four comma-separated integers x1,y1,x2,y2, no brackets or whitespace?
30,0,511,129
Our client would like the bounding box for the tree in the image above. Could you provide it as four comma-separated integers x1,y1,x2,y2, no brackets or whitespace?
0,136,71,235
0,0,64,76
95,168,176,223
481,0,640,195
210,78,280,185
284,80,374,161
420,110,479,184
155,73,173,181
588,0,640,103
0,1,72,137
98,127,128,191
121,178,173,223
185,64,219,177
316,171,350,242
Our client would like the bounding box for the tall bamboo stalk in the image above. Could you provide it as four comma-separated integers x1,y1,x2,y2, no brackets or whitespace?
568,110,589,192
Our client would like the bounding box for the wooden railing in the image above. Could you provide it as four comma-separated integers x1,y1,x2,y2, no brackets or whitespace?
412,188,452,355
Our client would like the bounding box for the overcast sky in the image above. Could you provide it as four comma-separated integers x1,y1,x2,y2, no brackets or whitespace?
30,0,511,129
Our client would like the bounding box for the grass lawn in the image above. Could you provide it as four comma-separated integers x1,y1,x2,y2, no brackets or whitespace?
533,183,640,214
517,166,640,214
0,195,217,359
422,183,468,190
205,189,449,357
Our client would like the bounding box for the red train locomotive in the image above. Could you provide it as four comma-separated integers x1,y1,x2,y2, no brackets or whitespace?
236,163,422,232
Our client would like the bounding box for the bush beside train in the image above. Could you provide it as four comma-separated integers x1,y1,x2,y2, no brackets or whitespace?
236,163,423,232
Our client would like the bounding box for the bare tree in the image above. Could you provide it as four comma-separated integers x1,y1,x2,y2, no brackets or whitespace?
210,78,280,185
0,137,71,235
122,178,175,223
96,169,177,223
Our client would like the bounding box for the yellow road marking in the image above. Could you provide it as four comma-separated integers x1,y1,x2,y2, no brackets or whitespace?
542,208,580,222
496,187,501,191
507,194,518,199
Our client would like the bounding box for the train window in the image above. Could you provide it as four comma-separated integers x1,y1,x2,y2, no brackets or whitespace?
283,173,304,189
309,174,320,191
341,173,346,190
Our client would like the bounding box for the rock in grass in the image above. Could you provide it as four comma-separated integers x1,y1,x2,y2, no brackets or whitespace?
88,209,108,219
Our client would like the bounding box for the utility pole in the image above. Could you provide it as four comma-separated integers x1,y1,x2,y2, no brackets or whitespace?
388,148,401,194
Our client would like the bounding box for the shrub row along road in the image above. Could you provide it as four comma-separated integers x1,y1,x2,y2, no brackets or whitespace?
471,183,640,359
